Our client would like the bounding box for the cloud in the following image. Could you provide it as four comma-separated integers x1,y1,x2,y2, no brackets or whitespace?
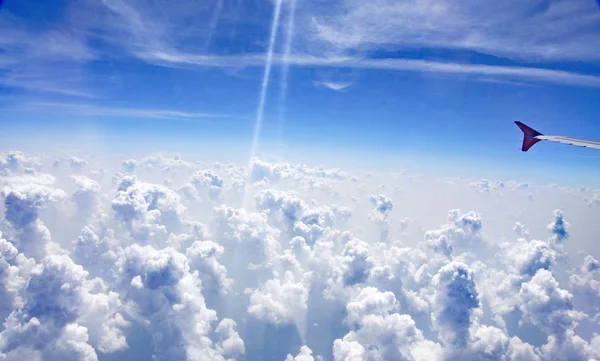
0,254,127,360
91,0,600,88
513,222,530,239
518,269,585,336
2,0,600,128
313,81,352,91
190,170,225,201
334,287,439,361
547,209,569,243
19,102,231,121
431,262,479,348
507,239,557,277
2,184,67,260
285,345,316,361
345,287,398,326
307,0,600,62
116,243,243,360
0,152,599,360
247,271,309,327
211,205,282,267
186,240,232,295
569,255,600,303
425,209,483,256
0,151,42,175
111,175,185,244
96,50,600,88
70,176,100,218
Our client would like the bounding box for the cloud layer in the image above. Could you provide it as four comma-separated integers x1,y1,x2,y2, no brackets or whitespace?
0,150,598,360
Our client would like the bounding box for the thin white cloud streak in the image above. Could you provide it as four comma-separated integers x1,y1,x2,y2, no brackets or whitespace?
249,0,283,160
140,51,600,88
0,78,98,99
308,0,600,62
276,0,298,151
19,102,232,120
203,0,224,52
313,81,352,91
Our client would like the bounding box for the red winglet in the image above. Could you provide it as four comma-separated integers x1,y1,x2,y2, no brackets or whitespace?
515,121,543,152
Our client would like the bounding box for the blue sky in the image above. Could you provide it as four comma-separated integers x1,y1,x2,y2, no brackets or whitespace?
1,0,600,185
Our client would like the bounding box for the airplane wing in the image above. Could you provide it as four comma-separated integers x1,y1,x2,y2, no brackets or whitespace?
515,121,600,152
534,135,600,150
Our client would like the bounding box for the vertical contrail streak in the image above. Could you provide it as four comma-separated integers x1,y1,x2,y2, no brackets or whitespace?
249,0,283,161
276,0,297,155
203,0,224,52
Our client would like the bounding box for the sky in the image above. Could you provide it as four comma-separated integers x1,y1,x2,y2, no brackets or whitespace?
1,3,600,360
1,0,600,185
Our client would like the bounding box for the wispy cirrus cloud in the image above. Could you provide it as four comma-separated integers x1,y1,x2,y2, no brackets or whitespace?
117,51,600,88
2,0,600,107
306,0,600,62
16,102,234,120
80,0,600,88
0,5,98,97
91,0,600,88
313,81,353,91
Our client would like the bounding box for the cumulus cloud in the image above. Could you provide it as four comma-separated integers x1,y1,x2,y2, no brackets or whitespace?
190,170,224,201
425,209,483,256
334,287,439,361
569,255,600,308
247,271,309,327
186,240,232,295
518,269,585,336
116,244,243,361
2,184,67,260
431,262,479,348
547,209,569,243
0,151,598,361
507,239,557,277
111,175,185,244
71,175,101,218
0,151,42,175
0,254,127,360
286,345,317,361
69,156,88,171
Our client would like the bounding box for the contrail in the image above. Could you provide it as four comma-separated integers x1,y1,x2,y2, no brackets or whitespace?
203,0,224,52
244,0,283,209
276,0,298,154
249,0,283,161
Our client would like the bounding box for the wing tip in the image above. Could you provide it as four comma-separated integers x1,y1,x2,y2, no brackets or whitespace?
515,121,543,152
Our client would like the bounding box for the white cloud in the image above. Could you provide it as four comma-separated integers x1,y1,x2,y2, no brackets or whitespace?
20,102,231,121
547,209,569,243
285,345,316,361
0,254,126,360
345,286,398,326
307,0,600,62
313,81,352,91
0,152,598,360
431,261,479,348
115,244,243,360
334,287,439,361
95,50,600,88
507,239,557,277
247,271,309,326
186,240,232,295
425,209,483,256
2,184,67,260
518,269,585,335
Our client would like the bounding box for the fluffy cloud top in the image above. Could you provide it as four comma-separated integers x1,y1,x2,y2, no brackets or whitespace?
0,151,598,361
